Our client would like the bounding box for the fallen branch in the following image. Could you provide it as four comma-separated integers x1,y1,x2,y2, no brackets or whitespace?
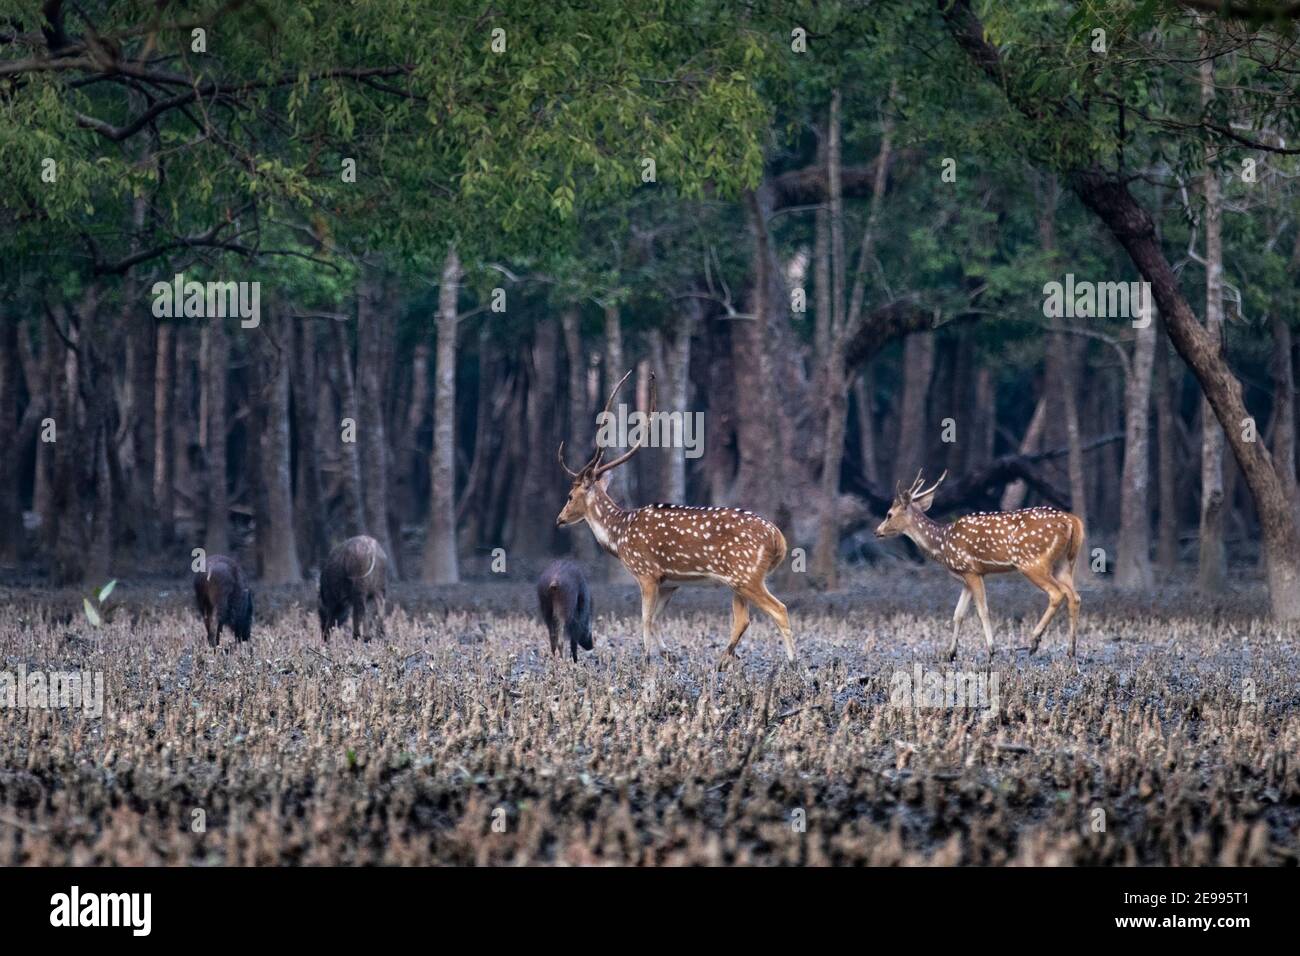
775,703,824,722
845,432,1123,516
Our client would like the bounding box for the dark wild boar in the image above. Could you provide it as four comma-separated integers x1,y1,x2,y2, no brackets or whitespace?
319,535,388,643
537,559,593,661
193,555,254,648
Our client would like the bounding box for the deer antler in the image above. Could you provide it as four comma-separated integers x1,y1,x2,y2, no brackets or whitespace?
589,368,635,472
915,470,947,500
906,470,925,498
557,442,581,478
556,368,635,478
593,370,655,478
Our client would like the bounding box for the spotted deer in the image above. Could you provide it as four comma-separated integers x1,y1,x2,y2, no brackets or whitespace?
556,369,794,665
875,471,1084,659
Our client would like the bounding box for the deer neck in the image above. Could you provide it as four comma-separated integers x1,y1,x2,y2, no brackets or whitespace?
584,485,628,557
904,511,949,563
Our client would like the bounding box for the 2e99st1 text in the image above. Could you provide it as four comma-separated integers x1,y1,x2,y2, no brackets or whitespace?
1125,893,1248,908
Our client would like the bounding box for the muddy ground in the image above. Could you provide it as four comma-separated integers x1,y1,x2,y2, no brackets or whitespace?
0,567,1296,864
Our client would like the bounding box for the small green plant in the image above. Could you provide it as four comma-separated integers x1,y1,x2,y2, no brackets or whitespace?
82,579,118,627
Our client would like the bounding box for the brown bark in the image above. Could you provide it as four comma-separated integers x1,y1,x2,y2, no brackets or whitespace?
202,317,229,556
291,317,325,570
456,326,496,542
485,368,526,550
357,275,398,576
256,318,302,585
172,329,197,531
1155,331,1181,570
747,178,808,526
853,370,880,485
0,310,20,564
895,332,935,481
703,314,736,510
1270,313,1298,521
971,366,996,471
561,307,598,563
36,317,58,544
331,319,365,538
153,320,176,544
514,318,561,556
422,248,461,583
46,306,77,581
1116,315,1157,588
48,290,112,584
82,317,113,586
404,331,431,519
1001,394,1048,510
602,305,627,505
815,86,898,586
660,303,695,504
1197,47,1227,593
812,159,832,457
812,89,848,586
1038,171,1091,576
124,192,157,550
730,254,777,513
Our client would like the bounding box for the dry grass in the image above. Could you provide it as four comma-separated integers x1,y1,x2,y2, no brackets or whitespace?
1,572,1298,865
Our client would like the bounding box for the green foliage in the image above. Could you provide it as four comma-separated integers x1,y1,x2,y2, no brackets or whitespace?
81,580,118,627
2,0,772,282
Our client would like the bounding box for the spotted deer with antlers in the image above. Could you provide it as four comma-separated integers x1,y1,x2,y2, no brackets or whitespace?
556,370,795,665
875,471,1084,659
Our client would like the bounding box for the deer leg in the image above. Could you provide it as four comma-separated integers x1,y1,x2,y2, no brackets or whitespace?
947,586,972,662
1052,559,1081,658
1022,565,1064,653
651,586,678,656
718,593,750,668
352,600,363,643
1065,587,1080,657
968,575,995,661
638,578,661,660
749,582,795,663
205,610,218,648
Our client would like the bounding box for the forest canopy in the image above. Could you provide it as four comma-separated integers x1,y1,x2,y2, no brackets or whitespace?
3,1,1300,618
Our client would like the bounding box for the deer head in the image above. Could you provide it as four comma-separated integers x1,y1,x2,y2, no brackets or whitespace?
556,369,655,527
875,470,947,538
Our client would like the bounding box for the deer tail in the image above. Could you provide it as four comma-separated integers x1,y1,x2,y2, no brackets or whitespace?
1068,514,1085,565
769,525,788,572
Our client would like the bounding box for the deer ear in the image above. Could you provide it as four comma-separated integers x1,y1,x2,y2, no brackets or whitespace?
596,470,612,490
913,490,937,513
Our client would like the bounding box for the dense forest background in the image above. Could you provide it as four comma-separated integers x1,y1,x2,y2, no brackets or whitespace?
3,1,1300,616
